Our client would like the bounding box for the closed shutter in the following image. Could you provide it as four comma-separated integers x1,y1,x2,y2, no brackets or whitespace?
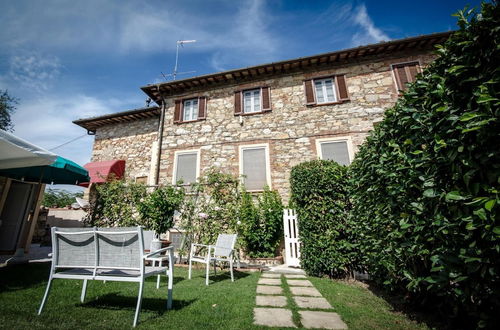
304,80,316,105
198,96,207,120
320,141,350,165
234,91,242,115
175,153,198,184
393,62,420,91
174,100,182,123
336,75,349,101
261,87,271,112
242,148,267,191
407,63,419,82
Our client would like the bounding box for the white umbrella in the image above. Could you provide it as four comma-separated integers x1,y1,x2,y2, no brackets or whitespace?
0,129,57,169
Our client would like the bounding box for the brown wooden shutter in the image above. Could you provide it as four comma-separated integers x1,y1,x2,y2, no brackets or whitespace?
261,87,271,112
336,75,349,101
407,63,419,83
234,91,242,115
174,100,182,123
198,97,207,120
304,80,315,105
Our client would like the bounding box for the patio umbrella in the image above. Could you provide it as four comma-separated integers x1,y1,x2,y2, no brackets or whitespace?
0,156,90,185
0,129,57,169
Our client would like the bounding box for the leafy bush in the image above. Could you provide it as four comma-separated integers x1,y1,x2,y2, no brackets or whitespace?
43,188,83,208
138,185,185,235
349,3,499,326
85,180,147,227
290,160,356,278
179,169,241,247
240,187,284,258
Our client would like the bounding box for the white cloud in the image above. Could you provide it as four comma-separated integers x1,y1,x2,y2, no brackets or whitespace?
11,94,137,167
9,52,61,93
351,4,390,46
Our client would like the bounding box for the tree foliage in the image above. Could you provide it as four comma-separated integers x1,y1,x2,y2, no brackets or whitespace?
0,90,17,132
349,3,499,326
43,188,83,208
290,160,357,278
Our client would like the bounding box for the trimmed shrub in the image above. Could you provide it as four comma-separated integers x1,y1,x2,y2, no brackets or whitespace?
350,3,499,326
240,187,284,258
290,160,356,278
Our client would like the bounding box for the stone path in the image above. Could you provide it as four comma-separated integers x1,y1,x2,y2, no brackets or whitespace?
253,272,348,329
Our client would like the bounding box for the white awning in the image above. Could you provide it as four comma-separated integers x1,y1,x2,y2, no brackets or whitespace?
0,129,57,169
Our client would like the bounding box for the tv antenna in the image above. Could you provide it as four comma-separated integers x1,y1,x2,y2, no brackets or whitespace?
172,39,197,80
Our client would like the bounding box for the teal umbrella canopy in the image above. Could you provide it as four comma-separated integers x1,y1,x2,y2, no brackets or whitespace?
0,156,90,185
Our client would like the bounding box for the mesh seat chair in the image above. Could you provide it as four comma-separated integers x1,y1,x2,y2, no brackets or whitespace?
38,226,174,327
188,234,237,285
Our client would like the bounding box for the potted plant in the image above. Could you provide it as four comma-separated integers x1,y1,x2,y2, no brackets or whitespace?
139,185,185,251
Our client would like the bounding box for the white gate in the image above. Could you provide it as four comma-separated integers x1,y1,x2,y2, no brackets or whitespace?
283,209,300,267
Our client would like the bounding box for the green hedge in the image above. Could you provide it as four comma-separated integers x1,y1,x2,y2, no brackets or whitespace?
240,187,284,258
350,3,499,327
290,160,357,278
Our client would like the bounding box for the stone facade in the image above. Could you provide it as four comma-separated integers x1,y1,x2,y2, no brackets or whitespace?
91,50,436,202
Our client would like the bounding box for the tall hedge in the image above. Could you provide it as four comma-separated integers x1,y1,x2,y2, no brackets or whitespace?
350,3,499,326
290,160,356,278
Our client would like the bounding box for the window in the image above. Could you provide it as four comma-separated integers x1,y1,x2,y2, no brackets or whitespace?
234,87,271,115
304,75,349,105
316,137,353,166
314,78,337,104
173,150,200,185
174,97,207,124
391,61,420,92
135,176,148,184
243,89,261,113
183,98,198,121
239,144,271,191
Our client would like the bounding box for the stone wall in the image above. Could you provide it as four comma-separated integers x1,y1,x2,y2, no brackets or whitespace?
92,117,158,183
91,50,436,202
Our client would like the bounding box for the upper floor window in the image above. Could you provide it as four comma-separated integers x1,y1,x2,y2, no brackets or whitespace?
174,97,207,124
304,75,349,106
239,144,271,191
173,150,200,185
234,87,271,116
314,78,337,104
316,137,353,166
183,98,198,121
243,89,261,113
391,61,420,92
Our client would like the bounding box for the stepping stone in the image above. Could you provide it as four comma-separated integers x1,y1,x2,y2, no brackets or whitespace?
261,273,282,278
293,296,333,309
256,295,287,307
254,308,296,328
258,278,281,285
285,274,306,278
287,279,313,287
299,311,347,329
290,286,322,297
257,285,283,295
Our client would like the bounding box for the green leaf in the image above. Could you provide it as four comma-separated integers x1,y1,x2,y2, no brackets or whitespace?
423,189,437,198
446,191,467,201
477,95,498,103
484,200,495,211
493,227,500,235
459,112,482,121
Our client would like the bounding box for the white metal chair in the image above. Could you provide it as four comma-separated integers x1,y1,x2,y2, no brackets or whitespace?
188,234,237,285
38,226,174,327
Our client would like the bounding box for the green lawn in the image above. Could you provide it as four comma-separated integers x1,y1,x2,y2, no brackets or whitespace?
0,263,432,329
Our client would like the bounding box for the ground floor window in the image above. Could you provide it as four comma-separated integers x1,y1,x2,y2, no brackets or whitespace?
315,137,353,165
173,150,200,185
239,144,271,191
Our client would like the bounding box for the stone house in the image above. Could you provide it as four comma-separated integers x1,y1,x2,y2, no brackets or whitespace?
74,32,450,203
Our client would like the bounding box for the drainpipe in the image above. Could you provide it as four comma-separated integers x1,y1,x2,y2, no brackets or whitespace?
155,86,166,187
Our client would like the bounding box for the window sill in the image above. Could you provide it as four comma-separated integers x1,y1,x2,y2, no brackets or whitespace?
235,110,272,117
306,100,348,107
175,118,206,125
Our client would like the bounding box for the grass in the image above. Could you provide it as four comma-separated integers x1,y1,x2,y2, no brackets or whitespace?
0,263,433,329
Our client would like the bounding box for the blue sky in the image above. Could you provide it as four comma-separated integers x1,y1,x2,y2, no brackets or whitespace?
0,0,482,191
